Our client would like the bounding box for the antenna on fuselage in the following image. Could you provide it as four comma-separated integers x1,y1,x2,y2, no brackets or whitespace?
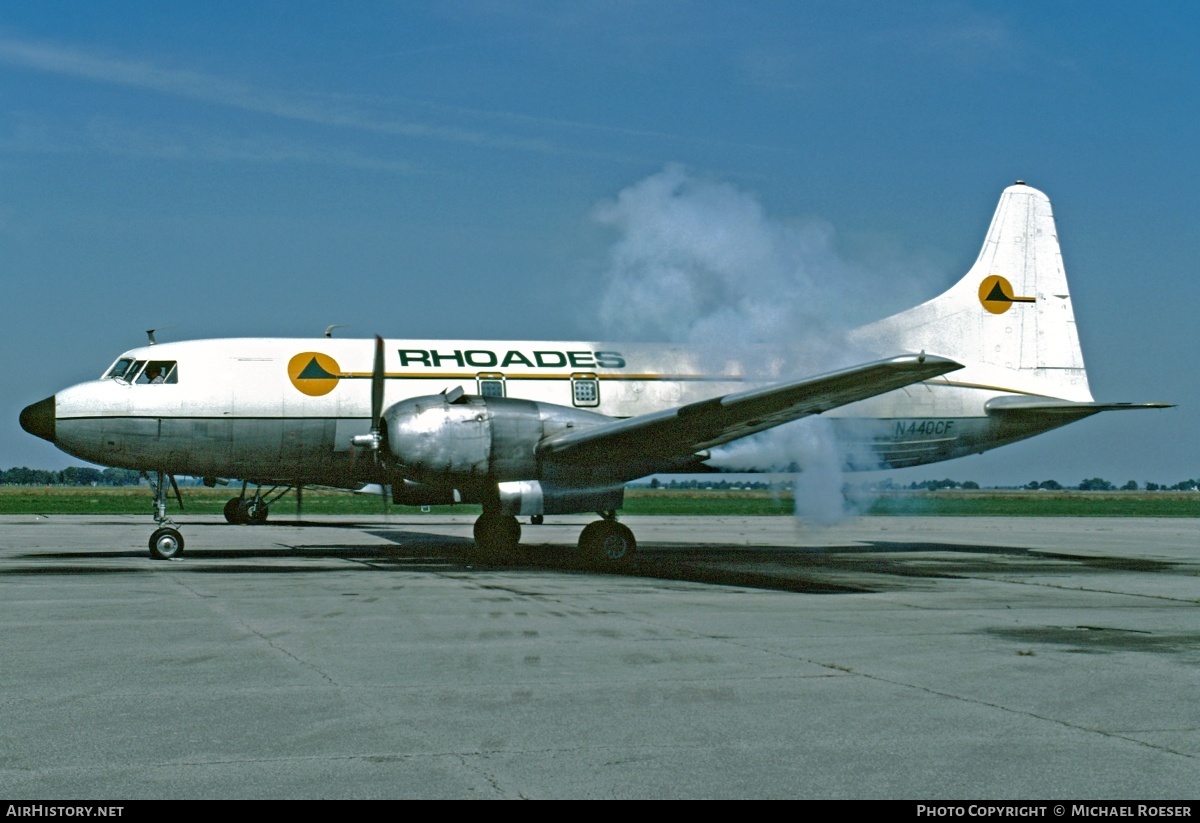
324,324,347,338
145,325,176,346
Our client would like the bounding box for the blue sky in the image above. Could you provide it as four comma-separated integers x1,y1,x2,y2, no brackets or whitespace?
2,1,1195,487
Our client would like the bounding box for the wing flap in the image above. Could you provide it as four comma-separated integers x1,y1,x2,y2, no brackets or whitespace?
539,354,962,466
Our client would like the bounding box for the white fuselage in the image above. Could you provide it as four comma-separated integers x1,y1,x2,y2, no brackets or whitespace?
43,335,1055,485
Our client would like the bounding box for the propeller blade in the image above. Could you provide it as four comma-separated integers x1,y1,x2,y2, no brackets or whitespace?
371,334,385,435
353,335,388,455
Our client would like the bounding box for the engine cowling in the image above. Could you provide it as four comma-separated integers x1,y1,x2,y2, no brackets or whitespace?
495,479,624,516
391,479,461,506
382,393,610,483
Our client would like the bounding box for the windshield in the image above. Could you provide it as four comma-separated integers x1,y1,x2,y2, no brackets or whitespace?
104,358,140,381
102,358,178,384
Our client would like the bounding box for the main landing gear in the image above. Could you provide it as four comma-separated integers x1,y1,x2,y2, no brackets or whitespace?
222,482,294,525
223,495,268,525
473,511,522,558
146,470,184,560
577,511,636,567
469,508,636,568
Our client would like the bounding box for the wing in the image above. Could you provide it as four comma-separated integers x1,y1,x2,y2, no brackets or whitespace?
538,353,962,469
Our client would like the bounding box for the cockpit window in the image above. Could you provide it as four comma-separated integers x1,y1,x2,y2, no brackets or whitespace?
104,358,141,382
103,358,178,384
136,361,178,384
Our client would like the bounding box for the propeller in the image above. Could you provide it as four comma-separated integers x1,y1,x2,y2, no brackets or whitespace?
352,335,387,455
349,335,391,517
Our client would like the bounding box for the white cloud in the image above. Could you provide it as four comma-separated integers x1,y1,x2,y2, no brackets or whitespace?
0,36,552,152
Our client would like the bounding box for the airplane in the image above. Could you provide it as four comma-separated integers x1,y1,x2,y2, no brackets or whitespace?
19,182,1169,565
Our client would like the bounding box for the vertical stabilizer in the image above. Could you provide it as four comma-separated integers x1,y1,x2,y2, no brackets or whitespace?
854,183,1093,402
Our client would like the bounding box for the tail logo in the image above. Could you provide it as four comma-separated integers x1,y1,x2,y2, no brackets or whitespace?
979,275,1036,315
288,352,343,396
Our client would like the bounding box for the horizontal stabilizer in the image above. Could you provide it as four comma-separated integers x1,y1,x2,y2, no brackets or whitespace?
539,354,962,466
986,396,1173,419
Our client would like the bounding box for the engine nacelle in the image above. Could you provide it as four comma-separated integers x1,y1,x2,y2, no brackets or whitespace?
391,479,460,507
496,480,624,516
382,393,610,483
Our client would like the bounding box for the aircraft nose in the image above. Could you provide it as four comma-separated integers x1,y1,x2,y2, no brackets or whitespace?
19,395,56,443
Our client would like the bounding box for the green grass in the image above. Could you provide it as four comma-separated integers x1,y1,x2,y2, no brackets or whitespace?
1,486,1196,517
0,486,415,516
626,489,1200,517
862,491,1200,517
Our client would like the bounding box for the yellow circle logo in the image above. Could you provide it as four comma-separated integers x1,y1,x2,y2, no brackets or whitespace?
978,274,1036,315
288,352,342,396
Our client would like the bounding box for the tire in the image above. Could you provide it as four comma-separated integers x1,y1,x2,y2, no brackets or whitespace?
237,500,268,525
223,498,243,524
248,503,269,525
578,520,636,567
148,527,184,560
473,512,521,553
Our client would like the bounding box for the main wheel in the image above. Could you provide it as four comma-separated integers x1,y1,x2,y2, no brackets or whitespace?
223,498,244,524
473,512,521,553
530,514,544,525
578,520,636,567
148,527,184,560
237,500,269,525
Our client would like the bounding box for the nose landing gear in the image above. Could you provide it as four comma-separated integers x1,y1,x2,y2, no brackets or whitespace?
146,470,185,559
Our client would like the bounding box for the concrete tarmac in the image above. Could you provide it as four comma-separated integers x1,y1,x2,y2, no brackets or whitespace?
1,513,1197,799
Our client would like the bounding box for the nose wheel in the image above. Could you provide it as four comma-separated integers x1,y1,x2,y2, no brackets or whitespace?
149,527,185,559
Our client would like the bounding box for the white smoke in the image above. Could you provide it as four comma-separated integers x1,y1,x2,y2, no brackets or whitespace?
594,164,861,354
592,164,894,526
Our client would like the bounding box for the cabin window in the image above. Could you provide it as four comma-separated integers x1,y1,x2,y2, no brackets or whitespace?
135,361,178,384
477,372,506,398
571,373,600,407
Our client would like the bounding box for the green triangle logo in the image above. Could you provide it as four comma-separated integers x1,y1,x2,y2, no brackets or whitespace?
985,281,1012,303
298,357,337,380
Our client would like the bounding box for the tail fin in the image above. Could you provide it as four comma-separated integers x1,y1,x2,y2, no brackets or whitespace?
854,182,1093,402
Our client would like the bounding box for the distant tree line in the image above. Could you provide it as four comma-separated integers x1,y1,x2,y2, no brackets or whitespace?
1026,478,1200,491
647,478,779,490
638,476,1200,492
904,479,980,490
1,466,144,486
